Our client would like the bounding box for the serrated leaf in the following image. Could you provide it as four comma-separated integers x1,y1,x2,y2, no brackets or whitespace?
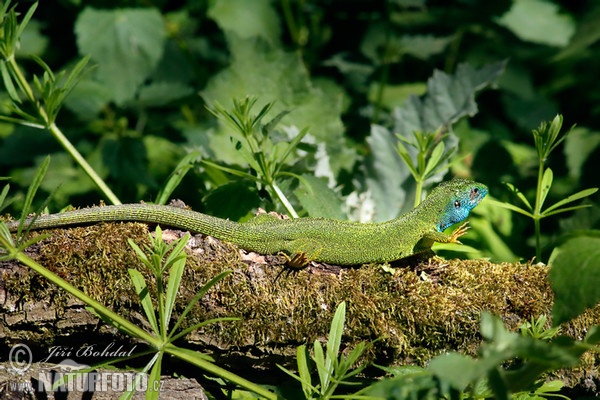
392,60,506,138
549,232,600,325
75,7,166,105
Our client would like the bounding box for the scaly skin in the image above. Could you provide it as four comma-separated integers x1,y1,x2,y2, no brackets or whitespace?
7,179,488,265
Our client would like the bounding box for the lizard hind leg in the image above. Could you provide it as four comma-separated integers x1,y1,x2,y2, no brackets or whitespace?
282,238,324,269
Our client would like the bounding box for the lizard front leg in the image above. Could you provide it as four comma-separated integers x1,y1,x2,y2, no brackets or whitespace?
413,222,470,253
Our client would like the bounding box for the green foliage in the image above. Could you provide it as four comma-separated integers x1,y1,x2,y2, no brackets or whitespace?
75,7,166,106
365,61,505,221
1,0,600,395
548,232,600,326
493,115,598,262
277,302,372,400
362,312,590,399
0,176,275,399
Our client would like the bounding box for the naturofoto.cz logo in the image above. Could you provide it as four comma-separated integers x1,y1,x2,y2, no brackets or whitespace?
6,343,162,394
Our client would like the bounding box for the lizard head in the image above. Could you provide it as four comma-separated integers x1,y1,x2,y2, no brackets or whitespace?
431,179,488,232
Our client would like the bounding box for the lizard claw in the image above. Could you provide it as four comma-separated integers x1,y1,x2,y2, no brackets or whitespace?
449,222,470,244
283,251,310,269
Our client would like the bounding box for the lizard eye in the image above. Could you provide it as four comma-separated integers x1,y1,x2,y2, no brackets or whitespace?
454,200,461,209
473,188,479,194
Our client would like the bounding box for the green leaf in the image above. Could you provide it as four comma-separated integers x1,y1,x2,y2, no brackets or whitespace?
164,256,185,327
543,187,598,216
147,353,162,400
128,268,159,334
496,0,575,47
154,151,201,205
0,61,21,102
208,0,281,45
365,125,412,221
294,174,346,219
75,7,166,105
296,345,316,398
135,81,193,107
549,232,600,325
422,141,445,178
504,182,534,211
564,127,600,181
392,60,506,139
313,340,327,392
428,352,481,392
168,270,232,340
538,168,553,211
202,35,354,175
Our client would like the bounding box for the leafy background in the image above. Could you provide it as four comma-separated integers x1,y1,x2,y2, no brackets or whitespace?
1,0,599,263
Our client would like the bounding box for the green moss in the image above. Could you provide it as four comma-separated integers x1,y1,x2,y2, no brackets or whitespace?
4,222,600,382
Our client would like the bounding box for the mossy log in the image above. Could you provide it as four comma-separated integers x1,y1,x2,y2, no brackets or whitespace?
0,222,599,394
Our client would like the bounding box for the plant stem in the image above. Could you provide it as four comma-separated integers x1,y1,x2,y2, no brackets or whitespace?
414,179,424,208
272,181,299,218
6,57,121,205
48,122,122,204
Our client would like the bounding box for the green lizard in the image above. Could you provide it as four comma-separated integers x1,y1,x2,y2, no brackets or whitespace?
7,178,487,265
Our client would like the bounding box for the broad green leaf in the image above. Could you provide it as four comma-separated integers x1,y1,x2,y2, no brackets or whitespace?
365,124,411,221
428,352,481,391
367,82,427,110
16,19,48,57
585,326,600,345
392,61,506,139
496,0,575,47
549,232,600,325
202,180,261,221
564,127,600,181
64,79,114,120
294,174,345,219
208,0,280,45
554,7,600,61
75,7,166,105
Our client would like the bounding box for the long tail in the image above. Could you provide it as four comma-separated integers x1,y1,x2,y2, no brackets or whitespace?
7,204,239,239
